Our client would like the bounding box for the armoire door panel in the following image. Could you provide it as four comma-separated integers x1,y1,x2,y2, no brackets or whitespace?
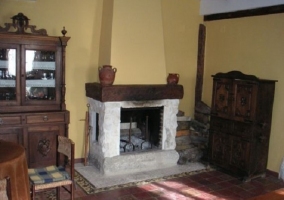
232,81,258,122
230,138,251,171
211,79,233,119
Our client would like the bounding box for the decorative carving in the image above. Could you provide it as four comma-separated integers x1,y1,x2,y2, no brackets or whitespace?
37,138,51,157
213,71,259,81
223,106,228,113
219,94,225,102
61,27,67,36
0,13,47,35
241,96,247,106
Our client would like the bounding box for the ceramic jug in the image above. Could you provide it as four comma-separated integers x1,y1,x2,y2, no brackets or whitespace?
167,73,179,85
98,65,117,86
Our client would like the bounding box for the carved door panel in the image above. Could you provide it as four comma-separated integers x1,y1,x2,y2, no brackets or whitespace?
27,125,64,168
232,81,257,122
211,78,233,119
211,133,231,166
230,137,250,171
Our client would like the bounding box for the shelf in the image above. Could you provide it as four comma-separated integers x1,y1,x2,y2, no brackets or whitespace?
26,79,55,87
0,60,9,69
0,79,15,87
0,61,56,70
32,61,55,70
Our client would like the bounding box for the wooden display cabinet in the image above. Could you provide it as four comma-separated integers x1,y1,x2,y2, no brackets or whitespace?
208,71,277,181
0,13,70,167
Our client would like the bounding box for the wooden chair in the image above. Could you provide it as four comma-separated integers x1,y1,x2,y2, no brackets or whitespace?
28,136,75,200
0,177,11,200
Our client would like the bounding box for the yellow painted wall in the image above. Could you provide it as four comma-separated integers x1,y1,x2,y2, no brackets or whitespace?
0,0,202,159
203,13,284,172
110,0,167,84
98,0,113,65
0,0,103,159
161,0,203,116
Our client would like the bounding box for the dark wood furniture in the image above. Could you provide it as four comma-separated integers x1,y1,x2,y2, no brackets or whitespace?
0,13,70,168
85,82,184,102
0,140,30,200
204,4,284,21
208,71,277,181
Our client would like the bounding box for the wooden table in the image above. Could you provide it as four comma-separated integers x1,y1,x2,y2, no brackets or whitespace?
0,140,31,200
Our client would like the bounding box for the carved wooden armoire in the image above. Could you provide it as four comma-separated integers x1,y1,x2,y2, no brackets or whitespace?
208,71,277,181
0,13,70,167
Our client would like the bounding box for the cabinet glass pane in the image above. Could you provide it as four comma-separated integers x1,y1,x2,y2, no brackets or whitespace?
25,50,56,101
0,48,16,101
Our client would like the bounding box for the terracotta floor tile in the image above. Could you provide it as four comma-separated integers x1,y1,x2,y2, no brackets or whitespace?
47,168,284,200
132,191,154,199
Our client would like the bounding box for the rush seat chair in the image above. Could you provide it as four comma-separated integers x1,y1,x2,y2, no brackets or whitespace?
28,136,75,200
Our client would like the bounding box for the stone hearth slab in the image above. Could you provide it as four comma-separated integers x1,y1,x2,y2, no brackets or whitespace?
102,150,179,175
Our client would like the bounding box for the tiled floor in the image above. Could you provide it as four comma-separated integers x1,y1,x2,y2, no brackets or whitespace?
56,169,284,200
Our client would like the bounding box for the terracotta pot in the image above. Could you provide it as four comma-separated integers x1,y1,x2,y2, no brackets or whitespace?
98,65,117,86
167,73,179,85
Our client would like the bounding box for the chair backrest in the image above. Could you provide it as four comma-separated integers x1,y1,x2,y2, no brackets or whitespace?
57,135,75,180
0,177,11,200
58,135,73,159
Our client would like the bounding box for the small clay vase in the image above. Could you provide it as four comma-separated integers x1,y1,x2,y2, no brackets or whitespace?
167,73,179,85
98,65,117,86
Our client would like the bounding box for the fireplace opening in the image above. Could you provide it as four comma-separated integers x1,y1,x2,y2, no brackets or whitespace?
120,106,163,153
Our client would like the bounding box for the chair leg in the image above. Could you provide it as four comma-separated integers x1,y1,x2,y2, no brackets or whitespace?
71,183,74,200
31,186,35,200
57,187,60,200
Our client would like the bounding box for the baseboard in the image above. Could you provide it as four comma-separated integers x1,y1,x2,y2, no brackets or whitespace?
75,158,84,164
266,169,279,178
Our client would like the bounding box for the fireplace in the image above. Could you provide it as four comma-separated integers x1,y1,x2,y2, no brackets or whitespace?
85,82,183,175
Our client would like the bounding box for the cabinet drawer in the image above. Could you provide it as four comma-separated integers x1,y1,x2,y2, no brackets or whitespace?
210,117,232,133
26,113,66,124
0,116,21,125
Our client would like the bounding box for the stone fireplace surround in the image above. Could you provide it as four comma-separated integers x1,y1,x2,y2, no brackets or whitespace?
85,83,184,175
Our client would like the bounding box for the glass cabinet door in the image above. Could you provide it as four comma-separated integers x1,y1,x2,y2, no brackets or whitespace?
0,48,16,101
25,50,56,101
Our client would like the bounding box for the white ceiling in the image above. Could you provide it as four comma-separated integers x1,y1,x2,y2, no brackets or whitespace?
200,0,284,15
